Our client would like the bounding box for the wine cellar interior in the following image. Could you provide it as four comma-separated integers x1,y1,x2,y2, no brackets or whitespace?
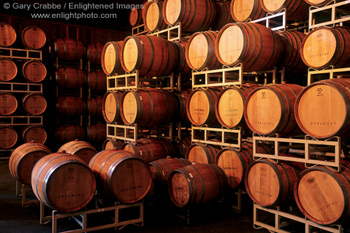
1,0,350,233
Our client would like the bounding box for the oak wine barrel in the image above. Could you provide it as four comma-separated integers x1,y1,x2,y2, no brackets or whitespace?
259,0,309,21
186,144,219,164
301,27,350,70
0,59,17,81
58,140,97,164
101,41,124,76
86,43,103,65
230,0,266,22
0,22,16,47
212,1,234,30
0,93,17,115
89,149,152,203
53,38,85,61
102,138,124,150
56,124,85,143
168,163,228,207
0,127,17,149
9,142,51,185
87,123,106,143
21,26,46,50
57,96,84,117
121,88,177,127
55,67,85,89
87,70,106,91
32,153,96,212
185,31,221,71
215,22,284,71
22,60,47,83
175,89,191,124
87,96,103,118
304,0,344,6
102,91,123,123
129,7,143,27
244,84,303,136
22,93,47,115
143,1,167,33
21,126,47,144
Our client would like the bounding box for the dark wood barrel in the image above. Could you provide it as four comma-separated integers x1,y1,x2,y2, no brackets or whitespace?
87,123,106,143
301,27,350,69
22,60,47,83
102,91,123,124
212,1,234,30
87,70,106,91
173,41,192,78
230,0,266,22
86,43,103,65
53,38,85,61
56,124,85,143
0,59,17,81
163,0,216,32
31,153,96,212
21,125,47,144
0,127,17,149
21,26,46,50
87,96,103,118
278,31,307,73
101,41,124,76
57,96,84,117
55,67,85,89
129,7,143,27
175,137,191,158
9,142,51,185
120,35,179,77
175,89,191,125
121,88,177,127
185,31,221,71
123,138,176,163
58,140,97,164
215,22,284,71
294,162,350,225
245,159,300,207
168,163,228,207
216,84,259,129
295,78,350,139
0,93,17,115
89,149,152,203
244,84,303,136
186,144,219,164
0,22,16,47
22,93,47,115
259,0,309,21
304,0,343,6
143,1,167,33
187,88,220,126
102,138,124,150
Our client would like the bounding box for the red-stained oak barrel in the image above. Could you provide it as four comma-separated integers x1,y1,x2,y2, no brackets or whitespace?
32,153,96,212
87,123,106,143
21,125,47,144
0,23,16,47
305,0,344,6
87,70,106,92
212,1,234,30
22,60,47,83
168,163,228,207
123,138,176,163
55,67,85,89
89,149,152,203
245,159,300,207
259,0,309,21
163,0,216,32
244,84,303,136
57,96,84,117
102,91,123,124
175,89,191,124
121,35,179,77
216,142,271,190
278,31,307,73
87,43,103,65
175,136,191,158
22,93,47,115
185,31,221,71
215,84,259,129
186,144,219,164
102,138,124,150
129,7,143,27
230,0,266,22
0,93,17,115
56,125,85,143
0,127,17,149
87,96,103,118
21,26,46,50
121,88,177,127
53,38,85,61
101,41,124,76
295,78,350,139
173,41,192,78
301,27,350,70
294,162,350,225
143,1,167,33
187,88,220,126
215,22,284,71
58,140,97,164
0,59,17,81
9,142,51,185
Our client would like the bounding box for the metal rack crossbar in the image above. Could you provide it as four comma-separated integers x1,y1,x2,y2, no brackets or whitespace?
132,24,147,36
149,23,183,42
0,116,43,126
251,10,287,31
0,82,43,93
0,47,42,60
307,66,350,85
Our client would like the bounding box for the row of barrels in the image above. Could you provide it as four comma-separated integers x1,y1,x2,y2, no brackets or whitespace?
56,123,106,144
0,59,47,83
0,125,47,149
56,96,103,118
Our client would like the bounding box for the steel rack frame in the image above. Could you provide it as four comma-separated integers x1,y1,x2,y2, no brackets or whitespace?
251,10,287,31
149,23,185,42
0,82,43,93
0,47,42,60
307,66,350,85
132,24,147,36
0,115,43,126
